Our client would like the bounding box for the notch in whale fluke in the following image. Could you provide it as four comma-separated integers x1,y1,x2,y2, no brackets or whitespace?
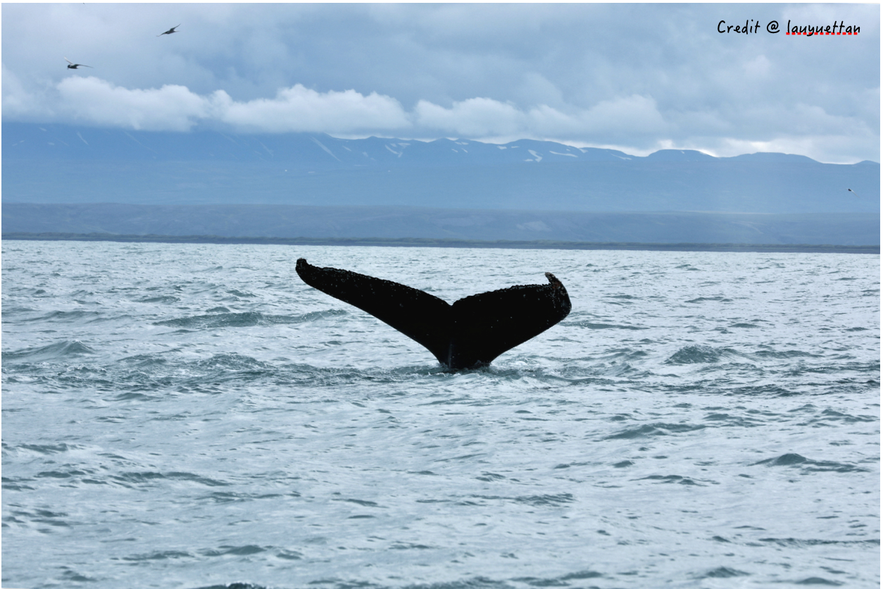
295,258,571,370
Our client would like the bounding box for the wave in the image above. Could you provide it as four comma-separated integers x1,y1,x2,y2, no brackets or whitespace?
729,321,763,329
697,567,750,579
21,309,103,323
573,320,645,331
108,354,444,395
685,296,733,304
109,353,275,395
703,412,764,428
155,309,345,329
2,305,37,316
757,538,880,548
514,493,575,506
202,490,294,504
110,470,230,488
753,453,870,473
604,422,706,439
137,295,181,304
118,354,170,368
725,384,806,397
752,348,819,360
194,353,270,372
812,408,877,425
604,293,639,306
121,550,195,562
4,340,95,361
13,443,81,455
193,584,268,589
193,582,558,589
638,474,713,486
199,545,267,557
665,345,738,364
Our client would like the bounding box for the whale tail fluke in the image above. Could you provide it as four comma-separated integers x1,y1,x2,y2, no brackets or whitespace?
295,258,571,369
295,258,452,364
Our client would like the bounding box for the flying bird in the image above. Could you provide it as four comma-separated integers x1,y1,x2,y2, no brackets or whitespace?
158,24,180,36
848,188,859,197
65,57,92,69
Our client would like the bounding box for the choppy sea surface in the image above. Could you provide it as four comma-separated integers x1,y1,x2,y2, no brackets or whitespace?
2,241,879,589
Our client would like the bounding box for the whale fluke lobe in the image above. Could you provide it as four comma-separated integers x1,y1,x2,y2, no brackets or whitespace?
295,258,571,369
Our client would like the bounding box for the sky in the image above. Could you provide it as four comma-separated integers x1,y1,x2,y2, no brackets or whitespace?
2,3,880,164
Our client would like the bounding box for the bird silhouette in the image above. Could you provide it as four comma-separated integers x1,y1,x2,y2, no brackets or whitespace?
65,57,92,69
158,24,180,36
848,188,859,197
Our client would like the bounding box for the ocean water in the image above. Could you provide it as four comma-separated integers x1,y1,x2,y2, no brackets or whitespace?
2,240,879,589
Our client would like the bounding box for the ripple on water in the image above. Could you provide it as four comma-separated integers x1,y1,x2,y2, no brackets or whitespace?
2,243,878,589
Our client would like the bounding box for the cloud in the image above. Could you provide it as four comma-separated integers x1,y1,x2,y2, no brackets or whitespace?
7,74,669,143
57,77,207,131
0,66,43,118
576,95,669,136
413,94,669,144
6,73,874,163
218,85,410,133
414,97,523,136
1,3,878,162
5,77,411,134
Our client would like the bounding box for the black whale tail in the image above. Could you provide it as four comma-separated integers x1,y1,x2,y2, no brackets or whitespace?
295,258,571,369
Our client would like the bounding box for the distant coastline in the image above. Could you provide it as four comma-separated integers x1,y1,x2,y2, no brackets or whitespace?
3,232,878,254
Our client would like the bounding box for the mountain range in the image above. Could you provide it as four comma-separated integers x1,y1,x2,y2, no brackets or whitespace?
2,122,879,245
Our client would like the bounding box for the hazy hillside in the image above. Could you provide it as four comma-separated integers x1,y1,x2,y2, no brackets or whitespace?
4,123,879,214
3,123,879,245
